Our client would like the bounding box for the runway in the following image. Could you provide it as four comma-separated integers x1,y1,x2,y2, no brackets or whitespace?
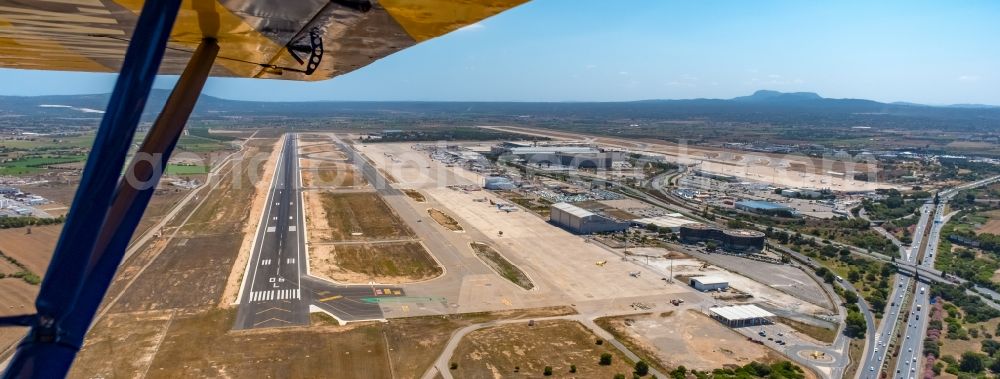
234,134,404,329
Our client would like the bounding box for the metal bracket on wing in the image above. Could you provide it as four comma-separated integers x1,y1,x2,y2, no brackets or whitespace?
258,0,371,76
278,28,324,75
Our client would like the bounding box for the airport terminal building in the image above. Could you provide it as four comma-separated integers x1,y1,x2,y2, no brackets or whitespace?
505,146,626,170
679,223,766,253
734,200,797,217
549,202,629,234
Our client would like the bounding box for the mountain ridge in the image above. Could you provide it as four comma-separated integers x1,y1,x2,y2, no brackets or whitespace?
2,89,998,132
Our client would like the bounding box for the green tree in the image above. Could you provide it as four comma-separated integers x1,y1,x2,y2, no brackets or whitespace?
670,366,687,379
843,290,859,304
959,351,985,373
543,366,552,376
844,310,867,338
600,353,613,365
635,361,649,376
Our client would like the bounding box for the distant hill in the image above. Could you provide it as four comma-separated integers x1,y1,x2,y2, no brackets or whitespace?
1,89,998,131
732,90,824,102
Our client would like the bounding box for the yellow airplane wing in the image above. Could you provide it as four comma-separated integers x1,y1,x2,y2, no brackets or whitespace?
0,0,526,81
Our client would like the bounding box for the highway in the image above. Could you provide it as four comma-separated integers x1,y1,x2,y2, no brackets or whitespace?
891,202,942,378
889,175,1000,378
862,203,932,378
234,134,405,329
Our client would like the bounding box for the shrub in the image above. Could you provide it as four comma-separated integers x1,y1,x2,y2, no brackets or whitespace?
600,353,613,365
635,361,649,376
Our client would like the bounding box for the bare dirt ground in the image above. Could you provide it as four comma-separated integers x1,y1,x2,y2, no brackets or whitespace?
301,163,364,187
0,259,19,275
451,319,636,378
0,279,36,357
603,310,778,371
0,224,60,274
976,210,1000,234
0,225,55,357
310,242,441,284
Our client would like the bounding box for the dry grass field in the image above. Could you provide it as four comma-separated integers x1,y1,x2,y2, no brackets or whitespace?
301,163,364,187
384,307,576,379
110,139,275,313
402,189,426,202
451,320,636,378
428,208,463,231
71,305,576,379
72,309,391,379
311,242,441,284
112,235,245,312
300,143,336,154
471,242,533,290
316,192,415,241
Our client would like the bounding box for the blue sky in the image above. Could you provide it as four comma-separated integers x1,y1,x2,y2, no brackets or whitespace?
2,0,998,104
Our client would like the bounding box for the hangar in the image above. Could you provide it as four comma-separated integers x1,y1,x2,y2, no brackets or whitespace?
709,304,774,327
689,276,729,292
549,202,629,234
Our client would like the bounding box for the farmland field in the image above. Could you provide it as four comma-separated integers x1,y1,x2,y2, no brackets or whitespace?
0,155,87,175
165,163,208,175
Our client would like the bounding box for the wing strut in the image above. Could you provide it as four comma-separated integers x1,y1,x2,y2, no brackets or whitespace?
64,37,220,352
0,2,221,377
